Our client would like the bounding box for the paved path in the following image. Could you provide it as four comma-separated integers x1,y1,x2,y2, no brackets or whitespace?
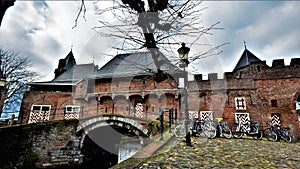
136,136,300,168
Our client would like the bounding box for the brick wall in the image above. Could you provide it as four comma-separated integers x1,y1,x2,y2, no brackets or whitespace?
193,59,300,137
20,58,300,138
19,91,74,123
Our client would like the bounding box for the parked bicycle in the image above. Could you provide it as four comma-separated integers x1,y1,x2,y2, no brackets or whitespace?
192,118,217,139
174,119,193,138
263,122,278,142
273,124,292,143
231,117,263,140
216,120,232,139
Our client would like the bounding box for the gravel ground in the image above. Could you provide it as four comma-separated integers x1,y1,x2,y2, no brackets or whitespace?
136,136,300,169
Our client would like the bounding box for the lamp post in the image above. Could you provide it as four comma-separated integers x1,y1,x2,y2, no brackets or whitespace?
177,43,192,146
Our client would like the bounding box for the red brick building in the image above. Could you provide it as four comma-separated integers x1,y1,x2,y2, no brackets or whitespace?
19,48,300,137
19,50,183,123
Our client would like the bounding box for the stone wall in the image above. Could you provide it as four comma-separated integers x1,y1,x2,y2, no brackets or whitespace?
0,120,81,169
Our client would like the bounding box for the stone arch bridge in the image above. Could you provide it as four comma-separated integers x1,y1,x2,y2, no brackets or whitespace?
76,115,149,148
0,114,152,168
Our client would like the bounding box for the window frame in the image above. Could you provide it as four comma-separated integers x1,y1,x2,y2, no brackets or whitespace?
31,105,51,113
65,105,80,113
28,105,51,123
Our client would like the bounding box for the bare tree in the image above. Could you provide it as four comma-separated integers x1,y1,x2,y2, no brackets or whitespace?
0,0,15,27
75,0,227,81
0,47,40,117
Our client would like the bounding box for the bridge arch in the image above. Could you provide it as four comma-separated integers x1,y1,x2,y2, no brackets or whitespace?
76,115,149,148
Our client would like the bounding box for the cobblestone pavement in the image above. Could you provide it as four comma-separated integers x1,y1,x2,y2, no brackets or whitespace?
137,136,300,169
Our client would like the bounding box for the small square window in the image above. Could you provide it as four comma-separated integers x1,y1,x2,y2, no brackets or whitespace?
66,107,73,112
271,100,277,107
42,106,50,111
32,106,41,111
235,97,246,110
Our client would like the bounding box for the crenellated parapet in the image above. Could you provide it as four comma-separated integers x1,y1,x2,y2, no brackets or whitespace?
193,57,300,91
194,57,300,82
290,58,300,67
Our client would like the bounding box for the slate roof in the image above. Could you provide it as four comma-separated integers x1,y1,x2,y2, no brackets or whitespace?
93,51,182,79
30,63,97,86
30,51,181,86
53,63,97,83
233,48,262,71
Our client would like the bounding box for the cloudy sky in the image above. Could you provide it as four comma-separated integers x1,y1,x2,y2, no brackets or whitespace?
0,1,299,81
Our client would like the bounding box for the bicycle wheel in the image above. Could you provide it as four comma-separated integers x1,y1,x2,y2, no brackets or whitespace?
202,121,217,139
263,128,277,141
231,124,243,139
174,125,186,138
253,131,263,140
281,133,292,143
221,125,232,139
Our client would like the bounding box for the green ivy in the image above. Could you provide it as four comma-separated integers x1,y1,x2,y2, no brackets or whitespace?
199,91,207,97
147,120,169,136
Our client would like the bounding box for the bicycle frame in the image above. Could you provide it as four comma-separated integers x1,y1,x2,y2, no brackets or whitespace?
273,125,292,143
217,121,232,139
192,119,217,139
231,117,262,139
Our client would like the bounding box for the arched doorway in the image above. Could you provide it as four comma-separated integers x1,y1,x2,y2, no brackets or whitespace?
99,96,113,114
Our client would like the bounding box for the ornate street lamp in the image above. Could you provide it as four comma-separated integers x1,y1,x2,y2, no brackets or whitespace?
178,43,192,146
178,43,190,66
0,78,6,87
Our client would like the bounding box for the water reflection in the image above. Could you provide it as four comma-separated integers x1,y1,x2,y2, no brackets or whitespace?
118,136,142,163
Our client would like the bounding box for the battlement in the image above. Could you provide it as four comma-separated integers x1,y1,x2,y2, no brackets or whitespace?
291,58,300,67
193,57,300,82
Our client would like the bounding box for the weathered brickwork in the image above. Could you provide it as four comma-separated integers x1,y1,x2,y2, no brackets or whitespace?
74,76,181,120
191,59,300,138
19,56,300,138
19,91,74,123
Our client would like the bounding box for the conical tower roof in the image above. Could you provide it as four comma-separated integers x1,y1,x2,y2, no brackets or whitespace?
233,43,262,71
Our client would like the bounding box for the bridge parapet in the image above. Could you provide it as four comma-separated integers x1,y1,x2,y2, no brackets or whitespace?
76,115,149,149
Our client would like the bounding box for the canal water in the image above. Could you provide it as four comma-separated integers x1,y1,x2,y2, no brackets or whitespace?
118,136,142,163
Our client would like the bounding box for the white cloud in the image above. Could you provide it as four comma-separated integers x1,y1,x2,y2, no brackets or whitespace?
1,1,300,80
201,1,300,72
